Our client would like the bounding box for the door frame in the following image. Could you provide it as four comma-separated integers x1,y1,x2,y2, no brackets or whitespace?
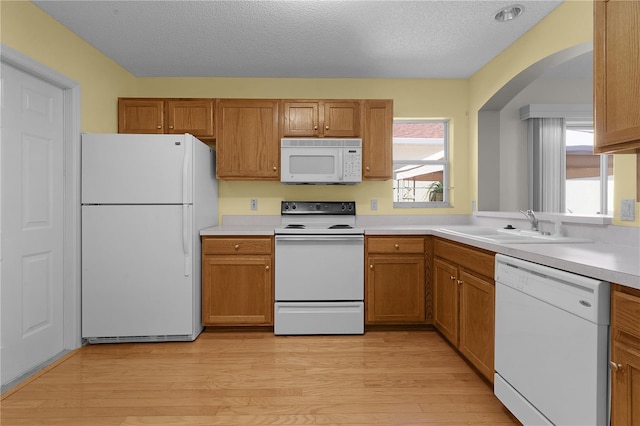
1,44,82,350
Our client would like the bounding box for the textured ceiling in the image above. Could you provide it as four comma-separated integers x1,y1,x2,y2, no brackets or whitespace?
33,0,565,79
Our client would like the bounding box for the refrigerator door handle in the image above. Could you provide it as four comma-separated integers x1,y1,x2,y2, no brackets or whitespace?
182,134,192,205
182,204,192,277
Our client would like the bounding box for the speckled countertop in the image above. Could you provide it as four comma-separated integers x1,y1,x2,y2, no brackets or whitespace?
201,218,640,290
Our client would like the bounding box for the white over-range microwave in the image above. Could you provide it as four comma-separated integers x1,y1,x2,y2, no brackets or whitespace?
280,138,362,184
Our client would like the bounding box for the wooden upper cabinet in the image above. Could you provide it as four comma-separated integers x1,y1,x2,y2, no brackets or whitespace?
118,98,214,141
281,100,360,137
166,99,214,137
594,0,640,153
323,101,361,137
362,99,393,180
281,102,319,137
118,98,164,134
215,99,280,180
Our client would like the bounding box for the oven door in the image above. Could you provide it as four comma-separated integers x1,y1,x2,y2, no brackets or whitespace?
275,234,364,301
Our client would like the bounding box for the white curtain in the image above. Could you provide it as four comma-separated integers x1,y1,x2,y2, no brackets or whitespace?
528,118,566,212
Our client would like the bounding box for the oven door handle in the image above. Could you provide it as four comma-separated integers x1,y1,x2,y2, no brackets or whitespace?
275,235,364,242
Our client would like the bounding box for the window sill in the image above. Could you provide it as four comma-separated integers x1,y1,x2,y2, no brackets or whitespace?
394,201,451,209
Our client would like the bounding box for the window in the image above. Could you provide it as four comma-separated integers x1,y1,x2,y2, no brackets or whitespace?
393,120,449,207
565,125,613,215
528,116,612,215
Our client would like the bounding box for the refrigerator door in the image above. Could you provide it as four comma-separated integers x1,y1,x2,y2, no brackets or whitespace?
82,133,192,205
82,204,195,339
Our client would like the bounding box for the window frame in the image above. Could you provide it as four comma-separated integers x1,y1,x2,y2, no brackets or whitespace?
392,119,450,209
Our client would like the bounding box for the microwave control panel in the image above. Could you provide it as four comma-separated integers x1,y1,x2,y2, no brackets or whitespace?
343,149,362,182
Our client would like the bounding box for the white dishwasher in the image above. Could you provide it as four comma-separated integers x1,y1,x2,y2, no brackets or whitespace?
494,254,610,426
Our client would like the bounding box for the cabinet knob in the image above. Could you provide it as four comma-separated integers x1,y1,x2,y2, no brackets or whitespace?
273,166,277,171
234,244,240,250
610,361,623,372
369,265,374,269
457,280,463,285
156,125,162,129
365,166,370,171
314,125,318,130
266,265,270,271
325,125,329,130
169,125,174,129
450,275,455,281
394,244,399,249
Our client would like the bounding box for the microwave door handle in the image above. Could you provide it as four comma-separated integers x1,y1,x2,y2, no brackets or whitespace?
337,149,343,181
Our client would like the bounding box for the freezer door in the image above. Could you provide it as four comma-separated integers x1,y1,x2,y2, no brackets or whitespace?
82,205,194,338
82,133,192,205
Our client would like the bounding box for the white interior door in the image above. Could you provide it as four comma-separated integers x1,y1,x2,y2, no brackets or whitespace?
1,63,65,385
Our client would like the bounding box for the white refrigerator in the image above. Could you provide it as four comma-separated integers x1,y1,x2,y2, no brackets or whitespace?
81,133,217,343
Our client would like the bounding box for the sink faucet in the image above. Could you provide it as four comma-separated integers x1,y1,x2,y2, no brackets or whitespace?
520,209,539,232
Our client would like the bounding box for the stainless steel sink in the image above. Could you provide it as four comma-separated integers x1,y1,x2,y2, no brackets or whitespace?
438,226,592,244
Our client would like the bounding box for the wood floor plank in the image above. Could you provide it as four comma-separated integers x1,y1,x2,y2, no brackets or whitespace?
1,330,520,425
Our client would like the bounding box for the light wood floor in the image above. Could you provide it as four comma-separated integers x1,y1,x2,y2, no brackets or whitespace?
1,330,519,425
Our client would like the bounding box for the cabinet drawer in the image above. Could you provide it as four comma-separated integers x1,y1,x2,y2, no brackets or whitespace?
434,238,494,279
203,237,272,255
367,237,424,254
612,286,640,337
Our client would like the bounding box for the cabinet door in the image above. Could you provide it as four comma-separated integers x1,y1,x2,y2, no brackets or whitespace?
459,270,495,382
202,255,273,326
362,99,393,180
216,99,280,179
166,99,214,137
433,257,459,345
366,254,425,323
118,98,164,134
611,339,640,426
282,101,319,137
594,0,640,153
322,101,361,137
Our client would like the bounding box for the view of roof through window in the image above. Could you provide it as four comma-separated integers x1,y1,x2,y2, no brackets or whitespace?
393,120,448,205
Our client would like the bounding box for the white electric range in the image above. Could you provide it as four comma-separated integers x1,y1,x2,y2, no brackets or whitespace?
274,201,365,335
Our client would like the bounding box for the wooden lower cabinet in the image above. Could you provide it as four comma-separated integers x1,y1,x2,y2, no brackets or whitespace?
610,284,640,425
201,236,273,326
458,270,494,381
366,236,426,324
433,257,459,343
433,238,495,382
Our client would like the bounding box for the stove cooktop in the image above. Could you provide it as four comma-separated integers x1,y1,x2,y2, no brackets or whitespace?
276,201,362,235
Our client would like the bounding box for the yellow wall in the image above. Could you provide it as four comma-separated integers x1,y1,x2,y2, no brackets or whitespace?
0,1,137,132
2,0,637,225
135,78,469,217
469,0,638,226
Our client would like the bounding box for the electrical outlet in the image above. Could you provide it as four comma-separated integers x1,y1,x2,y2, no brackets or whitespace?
370,199,378,211
621,199,635,221
250,199,258,211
